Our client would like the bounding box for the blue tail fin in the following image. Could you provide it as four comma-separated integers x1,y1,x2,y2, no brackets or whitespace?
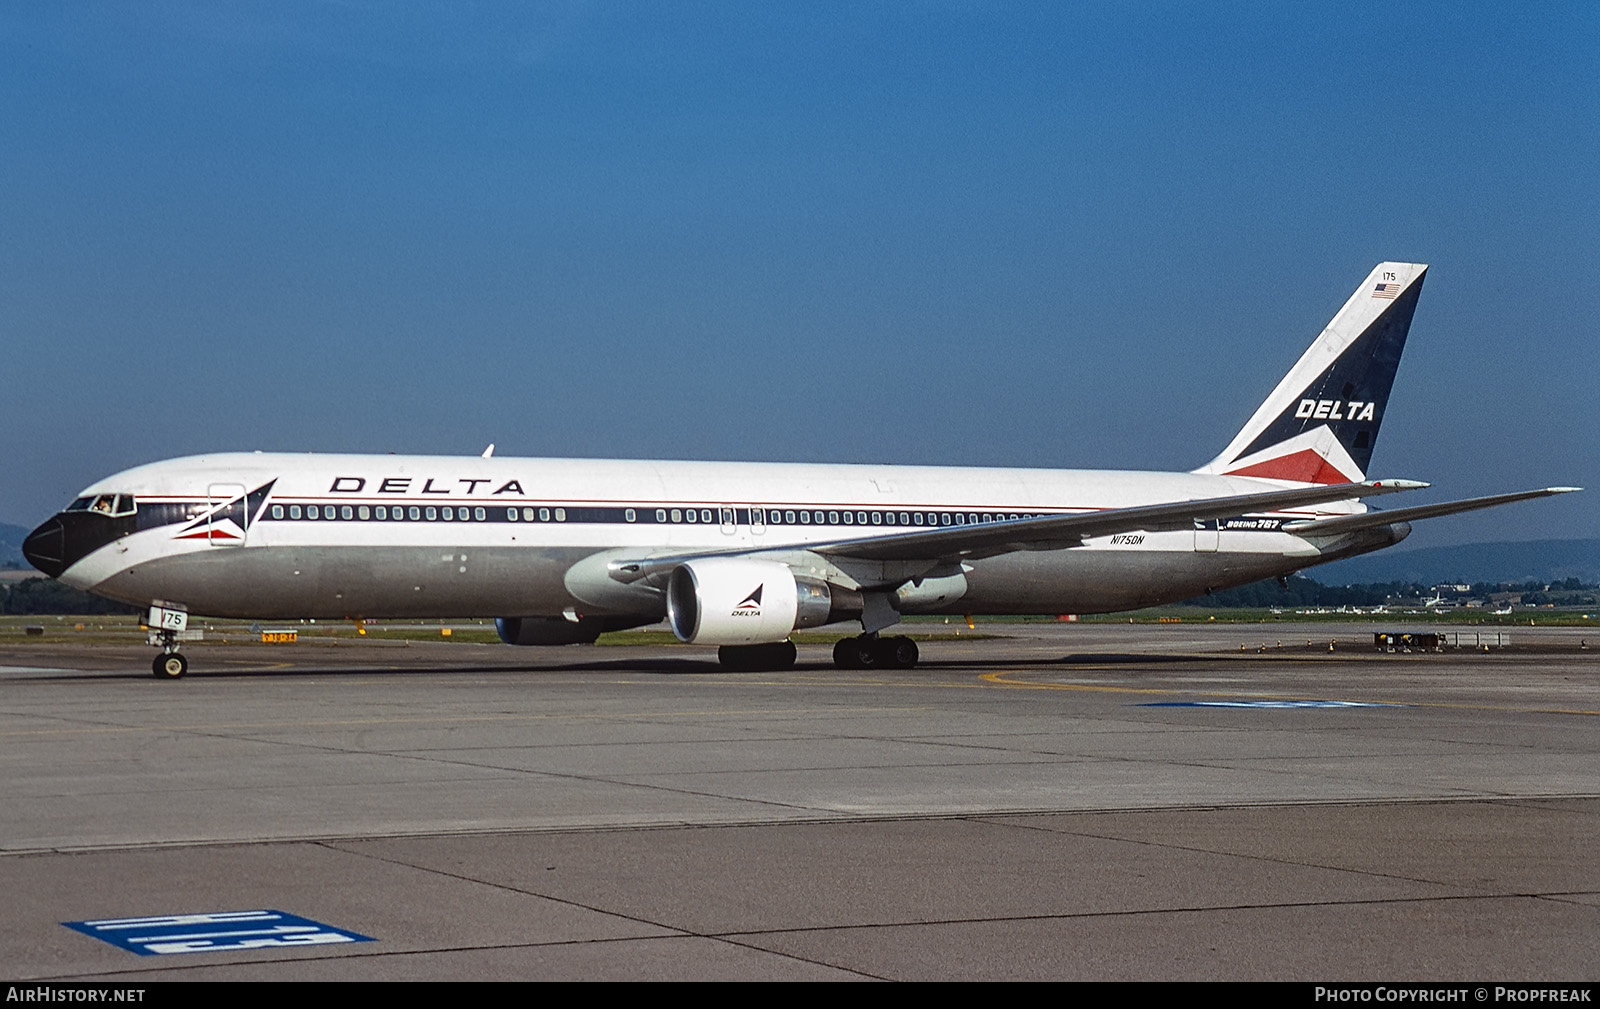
1197,262,1427,484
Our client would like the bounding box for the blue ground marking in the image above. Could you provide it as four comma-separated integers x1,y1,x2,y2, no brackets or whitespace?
1139,700,1405,709
63,910,374,955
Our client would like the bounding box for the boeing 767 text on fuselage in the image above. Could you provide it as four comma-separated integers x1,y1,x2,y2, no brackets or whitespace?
23,263,1579,676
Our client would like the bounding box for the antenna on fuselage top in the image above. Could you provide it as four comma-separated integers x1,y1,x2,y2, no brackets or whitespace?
481,444,495,458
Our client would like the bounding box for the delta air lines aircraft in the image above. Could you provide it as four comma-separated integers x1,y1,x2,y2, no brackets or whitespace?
23,263,1578,676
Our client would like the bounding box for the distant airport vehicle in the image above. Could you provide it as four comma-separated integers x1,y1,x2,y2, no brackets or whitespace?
23,263,1579,677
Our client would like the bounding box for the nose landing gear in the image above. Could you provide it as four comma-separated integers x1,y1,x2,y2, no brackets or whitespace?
146,601,190,679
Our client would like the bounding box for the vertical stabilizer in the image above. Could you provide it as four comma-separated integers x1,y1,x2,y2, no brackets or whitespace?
1196,262,1427,484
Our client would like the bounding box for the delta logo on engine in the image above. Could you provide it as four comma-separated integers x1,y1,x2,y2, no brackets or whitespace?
731,585,763,617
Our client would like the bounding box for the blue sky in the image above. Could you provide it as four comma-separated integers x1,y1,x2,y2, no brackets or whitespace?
2,2,1595,546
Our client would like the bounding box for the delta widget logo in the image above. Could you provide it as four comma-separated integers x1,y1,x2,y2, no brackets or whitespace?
731,584,763,617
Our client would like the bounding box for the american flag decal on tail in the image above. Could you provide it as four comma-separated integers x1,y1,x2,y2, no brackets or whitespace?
1372,282,1400,300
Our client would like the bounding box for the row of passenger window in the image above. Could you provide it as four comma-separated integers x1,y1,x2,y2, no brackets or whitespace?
267,503,1040,527
760,509,1035,527
271,504,509,522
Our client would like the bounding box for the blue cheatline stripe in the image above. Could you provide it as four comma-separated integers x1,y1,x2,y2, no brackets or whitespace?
259,502,1058,528
134,495,1311,533
145,499,1076,530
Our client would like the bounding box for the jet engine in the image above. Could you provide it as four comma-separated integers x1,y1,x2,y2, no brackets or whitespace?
495,614,648,645
666,558,837,645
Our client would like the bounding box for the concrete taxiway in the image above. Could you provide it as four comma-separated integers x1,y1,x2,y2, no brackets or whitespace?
1,622,1596,980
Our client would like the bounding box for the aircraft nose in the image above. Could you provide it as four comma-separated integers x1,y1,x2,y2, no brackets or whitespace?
22,511,130,580
22,517,67,578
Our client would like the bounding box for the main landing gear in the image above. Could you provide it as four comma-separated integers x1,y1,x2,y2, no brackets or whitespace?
717,640,798,671
832,634,919,670
715,635,921,670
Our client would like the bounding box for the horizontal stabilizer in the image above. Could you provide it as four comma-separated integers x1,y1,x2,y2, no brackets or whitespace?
1282,487,1582,537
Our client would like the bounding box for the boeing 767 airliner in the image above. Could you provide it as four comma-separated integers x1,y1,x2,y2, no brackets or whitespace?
23,263,1579,676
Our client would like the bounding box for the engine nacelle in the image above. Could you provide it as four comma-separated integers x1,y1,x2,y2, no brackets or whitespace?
667,558,833,645
496,615,647,646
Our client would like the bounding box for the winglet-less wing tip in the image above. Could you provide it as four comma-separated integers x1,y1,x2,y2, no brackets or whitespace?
1283,485,1580,537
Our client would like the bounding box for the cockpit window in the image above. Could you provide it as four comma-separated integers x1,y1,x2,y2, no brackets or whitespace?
83,494,138,517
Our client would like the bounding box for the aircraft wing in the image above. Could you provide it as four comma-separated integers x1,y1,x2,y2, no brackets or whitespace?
809,478,1425,562
607,479,1426,583
1280,487,1582,538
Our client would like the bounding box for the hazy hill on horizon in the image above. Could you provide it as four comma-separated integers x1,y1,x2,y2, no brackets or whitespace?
1312,538,1600,587
0,523,27,568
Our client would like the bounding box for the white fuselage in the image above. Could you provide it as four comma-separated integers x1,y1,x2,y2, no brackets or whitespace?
45,452,1391,622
